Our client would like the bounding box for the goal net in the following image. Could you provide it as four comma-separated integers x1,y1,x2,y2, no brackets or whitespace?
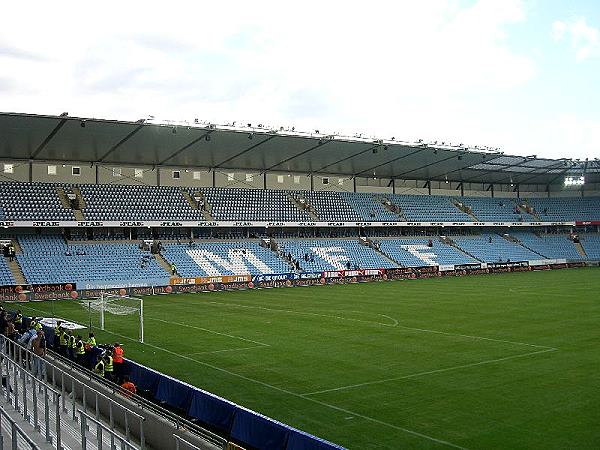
80,293,144,343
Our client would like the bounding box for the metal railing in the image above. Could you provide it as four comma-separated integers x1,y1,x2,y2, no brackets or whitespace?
0,407,42,450
1,336,145,449
79,409,139,450
49,347,226,449
174,434,203,450
0,343,62,449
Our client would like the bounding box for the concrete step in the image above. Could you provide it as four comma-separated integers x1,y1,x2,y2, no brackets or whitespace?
156,252,176,275
6,258,27,285
56,187,71,209
72,187,86,209
288,194,319,220
0,402,55,450
575,242,587,257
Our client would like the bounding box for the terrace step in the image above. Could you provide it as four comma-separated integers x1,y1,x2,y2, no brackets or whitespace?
288,194,319,221
156,252,176,275
575,242,587,257
56,187,71,209
0,403,55,450
72,187,86,209
452,199,480,221
185,191,214,220
6,256,27,285
444,237,484,262
378,196,406,220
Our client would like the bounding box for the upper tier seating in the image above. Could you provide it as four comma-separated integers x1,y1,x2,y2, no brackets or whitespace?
0,181,598,222
339,193,399,221
452,234,541,262
301,192,362,221
0,257,16,286
277,239,395,271
511,232,582,260
387,195,473,222
458,197,529,222
17,235,168,286
162,241,291,277
0,182,75,220
80,185,205,221
523,197,600,222
203,188,311,221
378,239,478,267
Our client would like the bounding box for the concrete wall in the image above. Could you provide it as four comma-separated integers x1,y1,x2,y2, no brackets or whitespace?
1,160,599,200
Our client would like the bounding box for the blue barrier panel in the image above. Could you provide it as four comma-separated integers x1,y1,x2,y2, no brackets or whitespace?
230,408,290,450
286,429,345,450
188,390,238,435
128,363,161,396
155,376,195,412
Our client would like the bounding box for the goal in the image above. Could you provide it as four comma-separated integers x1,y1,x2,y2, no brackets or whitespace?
80,293,144,343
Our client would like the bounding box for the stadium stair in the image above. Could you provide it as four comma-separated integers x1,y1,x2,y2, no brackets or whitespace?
288,194,319,221
266,238,297,271
365,238,401,266
451,199,479,221
575,242,587,257
516,199,542,221
377,196,406,220
507,234,548,259
186,191,214,220
57,186,85,221
6,257,27,285
157,251,177,275
443,237,483,262
0,403,55,450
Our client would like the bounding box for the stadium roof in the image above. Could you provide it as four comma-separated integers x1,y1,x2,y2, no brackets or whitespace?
1,112,598,185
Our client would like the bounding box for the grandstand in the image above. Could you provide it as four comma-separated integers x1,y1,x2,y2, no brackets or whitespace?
0,111,600,449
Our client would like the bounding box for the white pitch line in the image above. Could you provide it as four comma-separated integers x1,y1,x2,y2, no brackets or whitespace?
146,316,270,347
198,301,553,350
203,301,399,327
98,328,467,449
302,348,558,396
188,345,268,356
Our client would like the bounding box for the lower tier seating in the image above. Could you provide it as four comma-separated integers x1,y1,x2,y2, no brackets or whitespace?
378,239,478,267
162,241,291,277
17,235,167,286
452,234,542,263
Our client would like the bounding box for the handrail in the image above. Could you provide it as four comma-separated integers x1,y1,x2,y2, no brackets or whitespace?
1,335,145,449
0,407,42,450
48,346,226,448
174,434,203,450
1,337,63,449
78,409,139,450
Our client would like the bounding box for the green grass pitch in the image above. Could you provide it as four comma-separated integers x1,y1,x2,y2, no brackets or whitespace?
15,268,600,449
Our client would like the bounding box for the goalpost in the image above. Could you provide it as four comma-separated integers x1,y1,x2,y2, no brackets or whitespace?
80,292,144,343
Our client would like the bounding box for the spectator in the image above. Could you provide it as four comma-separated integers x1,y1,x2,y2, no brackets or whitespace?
75,335,86,366
94,355,105,378
120,376,137,398
53,321,63,351
171,263,177,275
113,342,125,383
68,329,76,360
13,310,23,332
31,330,46,379
104,351,115,382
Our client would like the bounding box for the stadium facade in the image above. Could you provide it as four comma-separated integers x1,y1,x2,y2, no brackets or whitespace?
0,111,599,449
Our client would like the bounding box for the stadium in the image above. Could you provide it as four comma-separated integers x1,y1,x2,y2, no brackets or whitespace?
0,109,599,450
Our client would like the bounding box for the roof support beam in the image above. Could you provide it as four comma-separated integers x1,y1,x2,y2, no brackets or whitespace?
214,135,277,168
354,148,426,177
264,139,331,173
500,160,570,185
97,123,146,162
312,145,378,173
452,156,534,183
30,117,68,159
390,151,469,179
158,130,214,165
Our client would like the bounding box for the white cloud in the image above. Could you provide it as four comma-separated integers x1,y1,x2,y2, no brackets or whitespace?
552,17,600,61
0,0,551,157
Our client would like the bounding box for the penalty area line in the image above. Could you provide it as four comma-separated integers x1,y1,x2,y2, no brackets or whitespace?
99,328,467,450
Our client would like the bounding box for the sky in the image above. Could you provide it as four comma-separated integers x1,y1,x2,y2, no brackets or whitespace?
1,0,599,160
